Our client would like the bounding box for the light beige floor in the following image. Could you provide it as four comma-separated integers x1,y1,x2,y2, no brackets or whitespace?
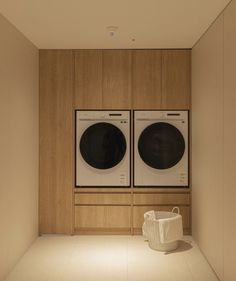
5,235,219,281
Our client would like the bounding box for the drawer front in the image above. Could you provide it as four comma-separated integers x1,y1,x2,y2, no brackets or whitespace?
75,205,131,228
133,205,190,229
75,193,131,205
133,193,190,205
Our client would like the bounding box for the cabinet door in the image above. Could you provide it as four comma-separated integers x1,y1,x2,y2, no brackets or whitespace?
75,50,103,109
75,206,131,234
102,50,132,109
132,50,162,109
162,50,191,109
39,50,73,234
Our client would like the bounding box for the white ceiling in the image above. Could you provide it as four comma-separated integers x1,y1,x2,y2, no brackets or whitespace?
0,0,231,49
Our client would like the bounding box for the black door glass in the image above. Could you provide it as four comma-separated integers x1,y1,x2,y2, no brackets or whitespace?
138,122,185,169
80,122,126,169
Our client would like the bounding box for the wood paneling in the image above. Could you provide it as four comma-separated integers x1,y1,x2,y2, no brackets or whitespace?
75,193,131,205
75,50,103,109
133,193,190,205
162,50,191,109
75,206,131,229
133,206,190,234
39,49,191,235
102,50,132,109
223,2,236,280
39,50,73,234
132,50,162,109
75,49,190,110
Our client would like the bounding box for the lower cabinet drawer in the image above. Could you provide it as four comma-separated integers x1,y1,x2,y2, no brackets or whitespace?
74,193,131,205
133,205,190,234
133,193,190,205
75,205,131,231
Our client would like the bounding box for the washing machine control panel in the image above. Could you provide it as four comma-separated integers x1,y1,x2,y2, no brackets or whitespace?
179,172,188,184
78,110,130,121
136,111,187,120
119,173,127,185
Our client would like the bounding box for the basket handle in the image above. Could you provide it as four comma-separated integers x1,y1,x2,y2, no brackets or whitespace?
172,206,180,214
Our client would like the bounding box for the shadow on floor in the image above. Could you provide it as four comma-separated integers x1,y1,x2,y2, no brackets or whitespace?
164,240,193,255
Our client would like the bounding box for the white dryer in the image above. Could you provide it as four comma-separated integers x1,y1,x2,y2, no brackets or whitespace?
134,110,188,187
76,110,130,187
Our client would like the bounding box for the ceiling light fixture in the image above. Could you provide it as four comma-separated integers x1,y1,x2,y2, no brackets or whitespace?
107,26,118,37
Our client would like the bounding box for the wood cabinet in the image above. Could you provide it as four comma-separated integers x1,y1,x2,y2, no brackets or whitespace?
132,50,162,109
162,50,191,109
74,50,132,109
75,193,131,205
133,190,191,234
74,191,131,234
74,49,190,110
133,193,190,205
75,206,131,234
39,50,74,234
73,189,191,234
39,49,191,235
102,50,132,109
75,50,103,109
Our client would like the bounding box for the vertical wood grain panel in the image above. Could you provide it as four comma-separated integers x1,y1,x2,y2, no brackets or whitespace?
132,50,162,109
40,49,191,235
223,2,236,280
39,50,73,234
75,206,131,228
162,50,191,109
75,50,103,109
102,50,132,109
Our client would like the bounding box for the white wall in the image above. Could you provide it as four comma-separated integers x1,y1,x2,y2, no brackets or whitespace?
0,14,39,281
192,1,236,280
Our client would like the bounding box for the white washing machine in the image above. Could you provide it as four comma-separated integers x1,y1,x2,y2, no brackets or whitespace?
76,110,130,187
134,110,188,187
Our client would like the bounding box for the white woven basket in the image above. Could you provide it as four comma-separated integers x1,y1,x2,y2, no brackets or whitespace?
142,207,183,252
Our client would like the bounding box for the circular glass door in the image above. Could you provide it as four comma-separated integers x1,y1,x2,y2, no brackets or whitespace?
80,122,126,169
138,122,185,169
